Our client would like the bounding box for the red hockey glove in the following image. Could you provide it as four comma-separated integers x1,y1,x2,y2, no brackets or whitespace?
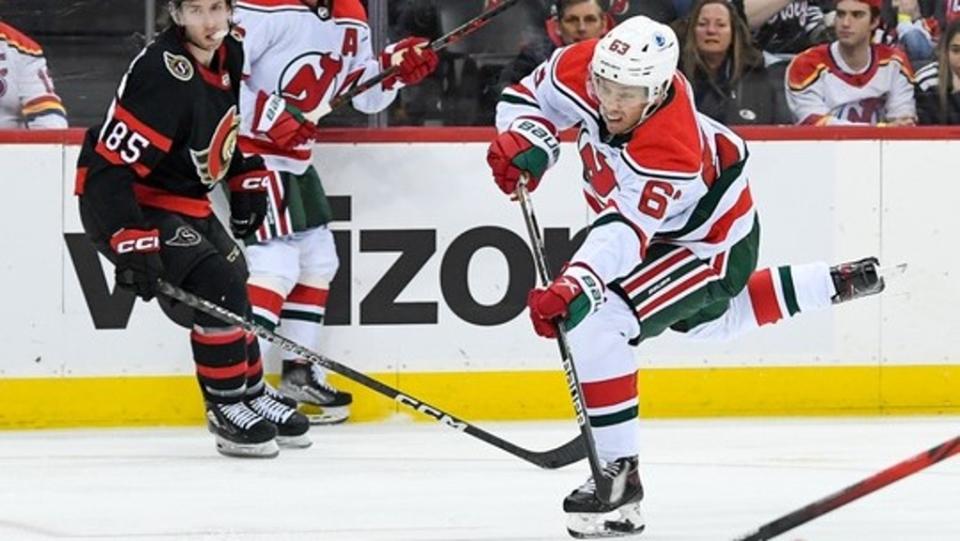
380,37,438,90
110,227,164,301
228,170,270,239
486,118,560,195
252,92,320,149
527,263,605,338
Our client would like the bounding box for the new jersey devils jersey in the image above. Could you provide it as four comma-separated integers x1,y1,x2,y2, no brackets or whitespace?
786,42,916,125
235,0,397,173
76,26,263,235
0,21,67,128
498,39,756,285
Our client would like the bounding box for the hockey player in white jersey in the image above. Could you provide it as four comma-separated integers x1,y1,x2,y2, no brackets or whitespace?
488,16,887,538
233,0,438,424
786,0,917,126
0,20,67,128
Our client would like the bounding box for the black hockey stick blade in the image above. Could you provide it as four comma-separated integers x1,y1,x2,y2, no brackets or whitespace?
157,280,586,469
305,0,523,122
733,434,960,541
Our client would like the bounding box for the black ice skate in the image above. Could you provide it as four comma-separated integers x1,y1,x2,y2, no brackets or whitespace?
564,457,645,539
246,389,312,449
264,381,299,409
279,359,352,425
205,401,279,458
831,257,885,304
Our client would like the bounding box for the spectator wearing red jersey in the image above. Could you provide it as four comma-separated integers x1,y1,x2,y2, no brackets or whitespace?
786,0,917,125
0,20,67,129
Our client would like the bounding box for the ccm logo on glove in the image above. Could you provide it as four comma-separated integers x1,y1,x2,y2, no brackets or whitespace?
230,172,270,192
110,228,161,254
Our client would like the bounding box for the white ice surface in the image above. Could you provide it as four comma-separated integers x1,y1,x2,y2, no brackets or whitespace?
0,417,957,540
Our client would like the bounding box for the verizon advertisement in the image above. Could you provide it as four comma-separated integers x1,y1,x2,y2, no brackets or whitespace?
2,138,956,378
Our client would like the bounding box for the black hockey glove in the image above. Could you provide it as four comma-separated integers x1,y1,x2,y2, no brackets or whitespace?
109,228,164,301
228,170,270,239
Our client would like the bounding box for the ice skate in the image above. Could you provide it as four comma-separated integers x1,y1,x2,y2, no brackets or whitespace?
830,257,886,303
205,401,279,458
564,457,645,538
279,359,352,425
246,389,312,449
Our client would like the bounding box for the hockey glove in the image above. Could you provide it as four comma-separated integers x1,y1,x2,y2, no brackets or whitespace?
252,92,321,149
380,37,439,90
486,118,560,195
110,228,164,301
228,170,270,239
527,263,605,338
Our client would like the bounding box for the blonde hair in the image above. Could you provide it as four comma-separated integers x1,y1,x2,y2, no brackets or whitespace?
679,0,761,87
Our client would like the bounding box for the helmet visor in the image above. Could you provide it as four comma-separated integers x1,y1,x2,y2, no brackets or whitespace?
592,74,651,108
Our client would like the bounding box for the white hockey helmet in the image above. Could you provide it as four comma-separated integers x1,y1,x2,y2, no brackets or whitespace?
591,16,679,106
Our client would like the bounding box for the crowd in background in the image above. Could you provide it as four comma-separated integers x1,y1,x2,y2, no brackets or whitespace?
1,0,959,129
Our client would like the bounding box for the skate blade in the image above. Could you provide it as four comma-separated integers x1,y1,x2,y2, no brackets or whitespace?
277,434,313,449
566,502,645,539
300,404,349,425
215,436,279,458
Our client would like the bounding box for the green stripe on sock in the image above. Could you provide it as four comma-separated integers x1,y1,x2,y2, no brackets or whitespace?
280,309,324,324
589,405,638,428
252,314,277,330
778,266,801,316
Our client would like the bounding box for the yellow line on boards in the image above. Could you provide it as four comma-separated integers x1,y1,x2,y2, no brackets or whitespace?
0,365,957,429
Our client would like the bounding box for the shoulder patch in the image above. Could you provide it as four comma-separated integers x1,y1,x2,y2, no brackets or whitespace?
0,21,44,57
163,51,194,81
787,45,831,91
876,44,915,79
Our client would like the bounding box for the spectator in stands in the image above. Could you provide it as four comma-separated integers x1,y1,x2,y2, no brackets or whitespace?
679,0,791,124
749,0,830,57
889,0,938,66
499,0,611,86
786,0,917,125
0,20,67,128
616,0,829,56
915,19,960,123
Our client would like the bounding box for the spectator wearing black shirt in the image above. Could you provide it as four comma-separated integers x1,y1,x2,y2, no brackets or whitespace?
499,0,611,86
679,0,791,123
915,20,960,123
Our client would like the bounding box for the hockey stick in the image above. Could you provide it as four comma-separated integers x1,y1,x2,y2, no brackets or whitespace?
514,180,612,502
157,279,585,469
733,434,960,541
304,0,523,123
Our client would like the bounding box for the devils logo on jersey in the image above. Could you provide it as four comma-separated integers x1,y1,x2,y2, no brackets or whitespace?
277,52,344,114
190,105,239,185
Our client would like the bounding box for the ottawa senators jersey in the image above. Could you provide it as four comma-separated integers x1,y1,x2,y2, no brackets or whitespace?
497,39,756,286
235,0,397,173
76,26,263,234
786,42,916,125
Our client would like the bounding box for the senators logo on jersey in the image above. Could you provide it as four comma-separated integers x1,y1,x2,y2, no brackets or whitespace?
190,106,240,185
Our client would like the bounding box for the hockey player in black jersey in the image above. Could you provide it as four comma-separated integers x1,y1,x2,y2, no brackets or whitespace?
75,0,310,458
